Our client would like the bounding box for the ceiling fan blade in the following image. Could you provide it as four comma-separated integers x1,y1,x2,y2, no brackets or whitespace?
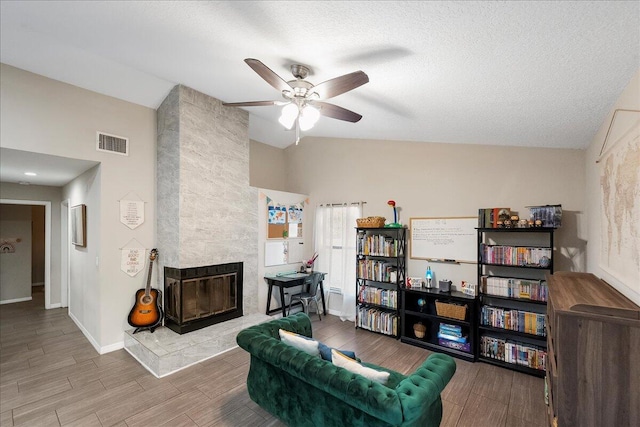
313,101,363,123
244,58,292,93
222,100,283,107
310,71,369,100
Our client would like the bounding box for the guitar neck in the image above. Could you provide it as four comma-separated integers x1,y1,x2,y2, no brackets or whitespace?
144,250,157,296
144,262,153,295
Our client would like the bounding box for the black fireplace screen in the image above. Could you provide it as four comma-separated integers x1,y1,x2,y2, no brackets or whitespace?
164,262,243,334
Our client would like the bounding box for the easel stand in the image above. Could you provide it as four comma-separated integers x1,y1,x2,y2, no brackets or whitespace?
132,306,163,334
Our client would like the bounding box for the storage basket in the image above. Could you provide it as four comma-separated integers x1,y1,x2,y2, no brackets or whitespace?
435,301,467,321
356,216,386,228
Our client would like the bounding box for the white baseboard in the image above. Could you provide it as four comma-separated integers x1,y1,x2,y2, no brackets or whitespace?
0,296,32,305
68,311,102,354
32,282,44,287
100,341,124,354
68,311,124,354
48,303,61,309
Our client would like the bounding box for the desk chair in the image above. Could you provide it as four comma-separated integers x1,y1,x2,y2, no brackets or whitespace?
287,272,323,321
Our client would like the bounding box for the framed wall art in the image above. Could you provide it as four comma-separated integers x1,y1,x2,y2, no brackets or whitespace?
71,204,87,247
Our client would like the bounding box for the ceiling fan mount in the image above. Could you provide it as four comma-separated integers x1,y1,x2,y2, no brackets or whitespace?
290,64,310,80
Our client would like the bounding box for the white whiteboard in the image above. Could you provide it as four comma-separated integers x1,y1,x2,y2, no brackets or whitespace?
288,239,305,264
410,217,477,263
265,240,288,266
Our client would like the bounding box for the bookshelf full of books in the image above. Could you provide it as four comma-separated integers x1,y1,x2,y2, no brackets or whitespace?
477,226,554,377
355,227,406,337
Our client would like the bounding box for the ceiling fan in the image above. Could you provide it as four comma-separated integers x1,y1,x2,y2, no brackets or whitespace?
223,58,369,144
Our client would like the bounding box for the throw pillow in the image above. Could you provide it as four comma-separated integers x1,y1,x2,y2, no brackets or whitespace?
278,329,320,357
331,349,390,385
318,342,356,362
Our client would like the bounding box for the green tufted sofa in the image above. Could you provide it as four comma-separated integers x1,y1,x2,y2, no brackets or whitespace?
236,313,456,427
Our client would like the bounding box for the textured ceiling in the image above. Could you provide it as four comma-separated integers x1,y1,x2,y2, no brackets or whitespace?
1,1,639,149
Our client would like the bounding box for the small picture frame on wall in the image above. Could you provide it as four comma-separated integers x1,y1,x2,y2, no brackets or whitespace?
71,204,87,247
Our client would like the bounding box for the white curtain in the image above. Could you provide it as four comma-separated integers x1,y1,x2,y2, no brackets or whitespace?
314,202,363,321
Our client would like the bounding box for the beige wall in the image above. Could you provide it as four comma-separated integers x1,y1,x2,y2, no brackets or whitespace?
282,137,586,301
63,165,102,348
1,64,157,352
585,69,640,305
250,139,287,190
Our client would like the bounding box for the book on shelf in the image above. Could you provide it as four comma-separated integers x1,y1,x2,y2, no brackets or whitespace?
480,305,546,337
356,233,400,257
438,323,462,337
480,244,551,267
357,259,398,282
481,276,548,301
438,338,471,352
478,207,510,228
358,285,398,309
437,332,467,343
480,335,546,371
356,306,398,336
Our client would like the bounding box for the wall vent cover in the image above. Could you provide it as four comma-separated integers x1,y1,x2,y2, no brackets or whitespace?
96,131,129,156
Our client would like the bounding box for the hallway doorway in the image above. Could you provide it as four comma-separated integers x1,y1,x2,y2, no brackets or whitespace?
0,199,53,308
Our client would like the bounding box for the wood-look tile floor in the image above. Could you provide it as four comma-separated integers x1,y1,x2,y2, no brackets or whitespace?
0,287,548,426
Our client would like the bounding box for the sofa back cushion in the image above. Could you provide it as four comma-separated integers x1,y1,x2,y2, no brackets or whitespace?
332,349,390,385
279,329,320,357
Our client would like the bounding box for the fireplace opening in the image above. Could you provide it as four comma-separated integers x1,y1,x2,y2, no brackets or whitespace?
164,262,243,334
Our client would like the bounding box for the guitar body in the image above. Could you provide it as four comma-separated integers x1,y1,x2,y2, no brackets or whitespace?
127,248,162,332
128,288,162,328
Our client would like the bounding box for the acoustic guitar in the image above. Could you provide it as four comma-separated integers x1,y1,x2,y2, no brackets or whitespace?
128,248,163,332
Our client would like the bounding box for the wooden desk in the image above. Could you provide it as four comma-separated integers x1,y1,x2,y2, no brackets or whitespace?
264,272,327,317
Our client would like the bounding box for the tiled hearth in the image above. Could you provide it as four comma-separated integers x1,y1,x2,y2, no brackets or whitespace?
124,312,271,378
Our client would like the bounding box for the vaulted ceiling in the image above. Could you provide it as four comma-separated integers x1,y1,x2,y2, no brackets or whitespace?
1,1,639,149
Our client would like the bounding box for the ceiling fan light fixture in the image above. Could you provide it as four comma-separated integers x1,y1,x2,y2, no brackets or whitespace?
299,104,320,131
227,58,368,144
278,103,299,129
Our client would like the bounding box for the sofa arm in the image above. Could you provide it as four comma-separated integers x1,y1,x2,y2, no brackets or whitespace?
395,353,456,425
237,312,313,345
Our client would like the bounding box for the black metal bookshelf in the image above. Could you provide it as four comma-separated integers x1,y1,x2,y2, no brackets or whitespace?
477,227,554,376
355,227,406,338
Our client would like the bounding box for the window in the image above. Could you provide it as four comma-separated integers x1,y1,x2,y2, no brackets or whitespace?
314,203,362,297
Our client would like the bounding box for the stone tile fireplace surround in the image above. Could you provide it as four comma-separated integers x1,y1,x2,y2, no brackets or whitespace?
124,85,270,377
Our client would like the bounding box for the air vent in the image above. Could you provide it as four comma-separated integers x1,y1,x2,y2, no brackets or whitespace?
96,131,129,156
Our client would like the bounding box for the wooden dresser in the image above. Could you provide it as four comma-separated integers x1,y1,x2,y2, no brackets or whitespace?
546,272,640,427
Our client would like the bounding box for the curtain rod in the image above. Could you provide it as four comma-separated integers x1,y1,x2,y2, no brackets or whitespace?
318,201,367,207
